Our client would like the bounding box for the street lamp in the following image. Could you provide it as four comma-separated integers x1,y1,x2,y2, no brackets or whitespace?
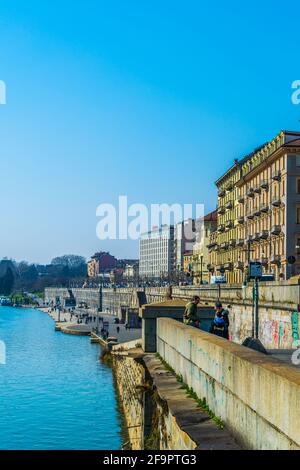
200,255,203,285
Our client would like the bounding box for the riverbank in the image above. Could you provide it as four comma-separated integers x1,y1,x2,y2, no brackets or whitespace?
38,307,142,344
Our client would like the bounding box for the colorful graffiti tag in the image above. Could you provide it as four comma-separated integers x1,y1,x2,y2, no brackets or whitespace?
291,311,299,348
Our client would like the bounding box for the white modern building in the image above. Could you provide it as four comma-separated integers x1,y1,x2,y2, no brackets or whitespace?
139,225,174,279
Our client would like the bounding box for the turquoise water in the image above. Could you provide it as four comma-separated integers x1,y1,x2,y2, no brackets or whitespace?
0,307,123,450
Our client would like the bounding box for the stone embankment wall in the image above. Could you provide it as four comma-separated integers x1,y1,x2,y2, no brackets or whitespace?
113,353,146,450
112,349,239,450
45,282,300,349
157,317,300,450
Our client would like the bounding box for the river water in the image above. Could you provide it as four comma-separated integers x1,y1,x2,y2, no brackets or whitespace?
0,307,123,450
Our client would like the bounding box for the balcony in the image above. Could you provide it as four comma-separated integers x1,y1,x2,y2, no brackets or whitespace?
237,216,245,224
226,182,234,192
237,239,244,246
270,225,281,236
253,207,261,217
237,195,245,204
218,206,225,215
260,230,269,240
272,170,281,181
207,241,217,250
260,204,269,213
253,233,260,241
225,201,233,210
246,235,253,243
234,261,244,270
229,239,236,247
261,257,268,266
260,180,269,190
214,244,219,251
247,213,254,220
218,224,225,233
271,198,281,208
220,242,229,250
225,220,234,229
247,188,255,198
218,189,226,198
224,262,233,271
254,186,261,194
270,254,281,265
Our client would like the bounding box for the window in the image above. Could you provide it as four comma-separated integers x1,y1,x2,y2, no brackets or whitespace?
297,178,300,194
296,155,300,167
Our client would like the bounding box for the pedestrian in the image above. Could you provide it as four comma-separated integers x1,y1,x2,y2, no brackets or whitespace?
209,310,228,338
183,296,200,327
215,301,229,339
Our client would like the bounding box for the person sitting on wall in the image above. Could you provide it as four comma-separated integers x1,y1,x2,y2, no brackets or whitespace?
183,296,200,328
215,301,229,339
209,310,228,338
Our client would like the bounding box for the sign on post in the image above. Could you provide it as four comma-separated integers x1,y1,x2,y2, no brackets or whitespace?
249,261,262,280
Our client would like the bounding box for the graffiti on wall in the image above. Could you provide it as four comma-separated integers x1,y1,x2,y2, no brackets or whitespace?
291,311,299,348
261,319,289,348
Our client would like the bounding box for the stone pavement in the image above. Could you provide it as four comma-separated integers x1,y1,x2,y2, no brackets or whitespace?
43,308,141,343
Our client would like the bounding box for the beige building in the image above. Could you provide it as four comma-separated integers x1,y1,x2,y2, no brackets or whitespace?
192,210,217,284
183,251,193,276
123,263,139,279
87,259,96,278
211,130,300,282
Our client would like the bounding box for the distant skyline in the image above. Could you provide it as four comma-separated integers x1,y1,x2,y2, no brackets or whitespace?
0,0,300,264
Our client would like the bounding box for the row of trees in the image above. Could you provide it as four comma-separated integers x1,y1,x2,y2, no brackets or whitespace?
0,255,87,295
0,266,15,296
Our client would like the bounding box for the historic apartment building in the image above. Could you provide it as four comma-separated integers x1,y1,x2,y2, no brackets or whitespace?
87,251,117,277
210,130,300,283
139,225,175,279
192,210,218,284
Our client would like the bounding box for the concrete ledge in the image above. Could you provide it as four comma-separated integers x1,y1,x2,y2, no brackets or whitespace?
143,354,240,450
157,318,300,450
112,338,142,352
57,323,91,336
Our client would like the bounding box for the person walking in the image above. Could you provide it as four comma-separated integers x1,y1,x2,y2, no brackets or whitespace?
183,296,200,327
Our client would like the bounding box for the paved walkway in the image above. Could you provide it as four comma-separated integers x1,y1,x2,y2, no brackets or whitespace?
43,308,141,343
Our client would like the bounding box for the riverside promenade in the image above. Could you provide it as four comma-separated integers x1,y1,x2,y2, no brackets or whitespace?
41,307,141,344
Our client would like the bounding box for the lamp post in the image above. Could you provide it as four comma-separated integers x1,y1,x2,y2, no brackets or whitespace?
218,266,225,300
200,255,203,285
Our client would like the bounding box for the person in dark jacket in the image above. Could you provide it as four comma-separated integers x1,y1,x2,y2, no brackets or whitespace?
215,301,229,339
209,311,227,338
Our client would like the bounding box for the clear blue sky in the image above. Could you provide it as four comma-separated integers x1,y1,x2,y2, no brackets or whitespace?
0,0,299,263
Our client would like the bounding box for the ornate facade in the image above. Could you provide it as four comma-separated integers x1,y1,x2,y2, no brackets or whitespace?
210,130,300,282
